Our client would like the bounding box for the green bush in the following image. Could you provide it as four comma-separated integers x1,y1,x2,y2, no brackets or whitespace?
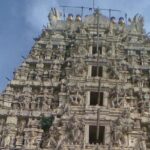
40,115,54,132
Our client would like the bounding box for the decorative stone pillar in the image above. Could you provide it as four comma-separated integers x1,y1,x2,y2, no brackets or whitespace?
15,133,24,149
2,116,18,148
102,66,107,79
24,128,43,149
89,46,93,55
105,125,111,145
103,92,108,107
85,124,89,144
86,91,90,106
88,65,92,77
59,93,67,106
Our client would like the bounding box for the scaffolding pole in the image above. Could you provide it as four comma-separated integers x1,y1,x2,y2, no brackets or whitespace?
95,9,101,141
93,0,95,11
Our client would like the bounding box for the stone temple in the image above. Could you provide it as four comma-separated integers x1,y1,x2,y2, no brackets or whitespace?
0,7,150,150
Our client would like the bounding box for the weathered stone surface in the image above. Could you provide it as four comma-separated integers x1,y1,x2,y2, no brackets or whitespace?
0,7,150,150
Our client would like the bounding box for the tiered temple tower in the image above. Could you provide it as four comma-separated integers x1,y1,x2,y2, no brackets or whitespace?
0,8,150,150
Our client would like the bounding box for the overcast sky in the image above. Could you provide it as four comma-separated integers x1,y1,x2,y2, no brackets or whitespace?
0,0,150,92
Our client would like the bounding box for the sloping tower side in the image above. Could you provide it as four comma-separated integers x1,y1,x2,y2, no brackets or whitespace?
0,8,150,150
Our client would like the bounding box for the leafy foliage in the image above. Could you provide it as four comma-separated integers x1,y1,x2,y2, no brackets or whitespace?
40,115,54,132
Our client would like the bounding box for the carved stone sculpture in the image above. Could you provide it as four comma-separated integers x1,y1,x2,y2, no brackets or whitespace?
48,8,61,26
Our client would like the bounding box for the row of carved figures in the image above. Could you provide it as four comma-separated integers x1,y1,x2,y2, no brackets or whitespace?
0,112,149,149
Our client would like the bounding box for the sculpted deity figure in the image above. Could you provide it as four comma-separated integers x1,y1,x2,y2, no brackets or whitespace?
112,117,125,146
70,91,84,106
3,135,11,147
134,133,147,150
48,8,61,26
129,14,144,33
73,59,87,77
110,85,126,108
65,114,84,144
46,118,63,149
57,102,70,117
112,109,134,146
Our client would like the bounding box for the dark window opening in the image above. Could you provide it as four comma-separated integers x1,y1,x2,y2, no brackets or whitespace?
13,86,23,93
138,103,143,113
89,125,105,144
91,66,103,77
44,64,50,70
76,27,81,33
53,45,59,50
29,63,36,69
66,45,70,50
32,87,40,94
93,34,101,38
29,103,31,110
92,46,102,55
90,92,103,106
136,50,140,55
40,44,46,49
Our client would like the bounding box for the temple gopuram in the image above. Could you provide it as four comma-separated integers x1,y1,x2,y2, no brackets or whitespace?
0,7,150,150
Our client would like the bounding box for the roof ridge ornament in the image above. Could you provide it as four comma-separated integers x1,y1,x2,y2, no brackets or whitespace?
129,13,144,33
48,8,61,25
